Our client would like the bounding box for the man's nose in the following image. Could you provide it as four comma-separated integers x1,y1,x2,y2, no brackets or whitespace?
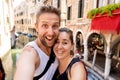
47,27,54,35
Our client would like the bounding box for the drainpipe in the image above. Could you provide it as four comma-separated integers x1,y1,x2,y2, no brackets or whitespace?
104,33,112,80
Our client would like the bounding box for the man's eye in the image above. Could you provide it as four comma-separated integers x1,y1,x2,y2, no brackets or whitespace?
42,24,48,28
53,25,59,29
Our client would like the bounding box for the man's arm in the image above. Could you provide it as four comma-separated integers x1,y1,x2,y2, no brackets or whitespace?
14,46,39,80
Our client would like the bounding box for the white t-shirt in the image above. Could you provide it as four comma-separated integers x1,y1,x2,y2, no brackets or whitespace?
26,41,58,80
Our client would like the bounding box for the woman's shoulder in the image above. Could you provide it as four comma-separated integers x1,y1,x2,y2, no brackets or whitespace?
71,61,85,70
68,58,87,80
69,57,86,74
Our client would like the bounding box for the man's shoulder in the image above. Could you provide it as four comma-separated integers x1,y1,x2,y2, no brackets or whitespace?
23,45,35,52
21,46,38,59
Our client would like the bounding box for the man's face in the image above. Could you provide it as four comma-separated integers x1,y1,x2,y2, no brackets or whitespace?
35,13,60,48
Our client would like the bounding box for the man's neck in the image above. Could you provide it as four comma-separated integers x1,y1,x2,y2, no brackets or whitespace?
35,39,51,56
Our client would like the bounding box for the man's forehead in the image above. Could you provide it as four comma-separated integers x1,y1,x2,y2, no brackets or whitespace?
40,20,59,23
39,13,59,18
37,13,60,24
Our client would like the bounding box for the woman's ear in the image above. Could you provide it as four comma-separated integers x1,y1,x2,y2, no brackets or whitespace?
70,44,74,55
71,42,74,50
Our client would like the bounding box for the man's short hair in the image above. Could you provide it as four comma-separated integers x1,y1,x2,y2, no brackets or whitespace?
36,5,61,23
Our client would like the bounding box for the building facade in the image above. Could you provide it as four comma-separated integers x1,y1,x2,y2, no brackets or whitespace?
14,0,46,48
0,0,14,80
61,0,120,80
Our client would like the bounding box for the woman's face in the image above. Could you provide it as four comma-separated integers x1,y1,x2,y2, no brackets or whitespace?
53,32,73,60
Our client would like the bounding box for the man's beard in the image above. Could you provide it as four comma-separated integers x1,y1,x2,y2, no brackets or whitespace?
40,38,53,48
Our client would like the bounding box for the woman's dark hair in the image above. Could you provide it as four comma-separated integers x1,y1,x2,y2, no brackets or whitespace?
59,27,73,44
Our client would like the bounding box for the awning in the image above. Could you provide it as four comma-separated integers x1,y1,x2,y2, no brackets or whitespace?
91,8,120,33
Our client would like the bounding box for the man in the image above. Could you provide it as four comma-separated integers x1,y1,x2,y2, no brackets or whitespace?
14,5,61,80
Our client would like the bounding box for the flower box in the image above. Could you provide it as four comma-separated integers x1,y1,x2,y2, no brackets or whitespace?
91,8,120,33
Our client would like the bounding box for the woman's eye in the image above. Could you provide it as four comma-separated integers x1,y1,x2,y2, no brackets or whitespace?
63,42,67,45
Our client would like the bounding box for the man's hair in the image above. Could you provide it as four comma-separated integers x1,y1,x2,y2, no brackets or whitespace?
36,5,61,23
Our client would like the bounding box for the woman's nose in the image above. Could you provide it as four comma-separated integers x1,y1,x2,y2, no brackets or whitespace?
57,43,63,49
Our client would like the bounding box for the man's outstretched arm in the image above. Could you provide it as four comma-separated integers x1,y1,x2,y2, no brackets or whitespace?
14,47,39,80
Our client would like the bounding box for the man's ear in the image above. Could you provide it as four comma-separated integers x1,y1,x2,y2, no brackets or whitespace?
35,23,38,32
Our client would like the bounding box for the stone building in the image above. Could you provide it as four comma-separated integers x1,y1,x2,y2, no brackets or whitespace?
0,0,14,80
14,0,46,48
62,0,120,80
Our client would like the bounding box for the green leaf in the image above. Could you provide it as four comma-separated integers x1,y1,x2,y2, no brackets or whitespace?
87,3,120,19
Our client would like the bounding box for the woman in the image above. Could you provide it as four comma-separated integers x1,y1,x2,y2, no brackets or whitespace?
52,27,87,80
